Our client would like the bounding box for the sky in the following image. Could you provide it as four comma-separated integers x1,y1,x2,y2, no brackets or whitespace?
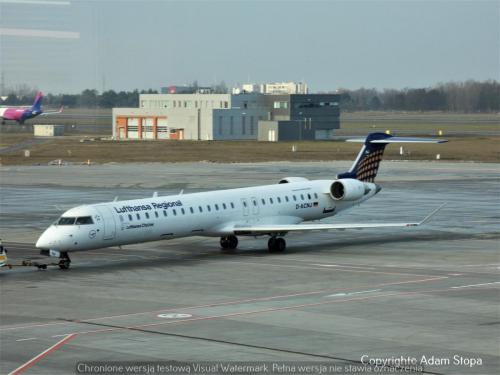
0,0,498,94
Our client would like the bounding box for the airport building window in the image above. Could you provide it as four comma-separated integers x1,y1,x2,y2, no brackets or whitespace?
136,213,140,220
128,214,133,221
242,116,246,135
273,101,288,109
75,216,94,225
190,207,194,214
250,116,254,135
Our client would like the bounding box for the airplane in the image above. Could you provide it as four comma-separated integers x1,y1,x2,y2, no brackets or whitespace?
36,132,447,270
0,91,63,124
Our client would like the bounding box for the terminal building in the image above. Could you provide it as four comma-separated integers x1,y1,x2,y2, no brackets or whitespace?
112,89,340,141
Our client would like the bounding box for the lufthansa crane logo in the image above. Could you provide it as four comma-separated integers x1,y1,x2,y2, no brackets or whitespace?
88,230,97,239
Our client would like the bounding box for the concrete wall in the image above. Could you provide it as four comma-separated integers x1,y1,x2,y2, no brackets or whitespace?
213,108,269,140
33,124,64,137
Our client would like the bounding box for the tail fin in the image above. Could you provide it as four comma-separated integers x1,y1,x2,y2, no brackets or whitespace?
31,91,43,112
337,132,447,182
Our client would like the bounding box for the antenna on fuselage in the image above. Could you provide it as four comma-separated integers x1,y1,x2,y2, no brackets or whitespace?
179,190,184,195
113,196,118,202
153,191,158,197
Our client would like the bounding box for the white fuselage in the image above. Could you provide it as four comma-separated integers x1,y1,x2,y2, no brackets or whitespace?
36,179,378,252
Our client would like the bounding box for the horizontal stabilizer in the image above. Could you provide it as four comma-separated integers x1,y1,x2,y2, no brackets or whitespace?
346,136,447,143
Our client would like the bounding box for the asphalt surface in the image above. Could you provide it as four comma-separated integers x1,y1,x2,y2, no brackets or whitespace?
0,161,499,375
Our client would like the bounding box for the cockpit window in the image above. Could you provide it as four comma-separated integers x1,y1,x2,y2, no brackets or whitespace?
75,216,94,225
57,217,76,225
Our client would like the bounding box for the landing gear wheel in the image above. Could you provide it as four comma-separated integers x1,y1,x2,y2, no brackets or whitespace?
58,252,71,270
220,235,238,250
268,237,286,253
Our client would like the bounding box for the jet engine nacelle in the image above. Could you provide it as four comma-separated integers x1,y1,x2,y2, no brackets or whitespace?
330,179,366,201
278,177,309,184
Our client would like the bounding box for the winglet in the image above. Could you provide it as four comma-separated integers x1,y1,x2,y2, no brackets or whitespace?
418,203,447,225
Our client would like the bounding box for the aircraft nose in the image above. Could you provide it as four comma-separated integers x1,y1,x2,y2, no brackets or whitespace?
36,228,58,249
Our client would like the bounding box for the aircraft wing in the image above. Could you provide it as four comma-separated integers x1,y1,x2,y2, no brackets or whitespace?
41,106,63,115
233,204,445,235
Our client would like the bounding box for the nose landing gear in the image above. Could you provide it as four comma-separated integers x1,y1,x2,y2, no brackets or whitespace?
58,252,71,270
268,237,286,253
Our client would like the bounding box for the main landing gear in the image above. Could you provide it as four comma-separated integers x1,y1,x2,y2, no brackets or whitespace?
268,237,286,253
58,251,71,270
220,235,238,250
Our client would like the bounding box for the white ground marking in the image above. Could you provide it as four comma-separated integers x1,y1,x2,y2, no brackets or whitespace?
327,289,381,297
451,281,500,289
311,263,376,270
157,313,193,319
15,338,37,342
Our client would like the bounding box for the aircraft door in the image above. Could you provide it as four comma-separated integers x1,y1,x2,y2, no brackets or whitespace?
241,198,249,216
251,196,259,215
96,206,116,240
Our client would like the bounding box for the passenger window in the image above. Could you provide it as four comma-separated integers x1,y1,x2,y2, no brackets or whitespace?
293,195,297,201
215,204,219,211
181,208,185,215
300,194,305,200
253,200,257,206
199,206,203,213
190,207,194,214
145,212,150,219
57,217,76,225
136,213,140,220
163,210,167,217
223,203,227,209
243,201,247,207
128,214,133,221
277,197,281,203
76,216,94,225
269,198,273,204
119,215,124,222
155,211,159,218
307,194,311,200
173,209,177,216
314,193,318,199
230,202,235,209
207,205,211,212
285,196,289,202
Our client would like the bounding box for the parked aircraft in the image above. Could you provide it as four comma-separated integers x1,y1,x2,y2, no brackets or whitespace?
36,133,447,269
0,92,62,124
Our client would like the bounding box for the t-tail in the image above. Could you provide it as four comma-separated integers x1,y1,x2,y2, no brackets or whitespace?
338,132,447,182
31,91,43,112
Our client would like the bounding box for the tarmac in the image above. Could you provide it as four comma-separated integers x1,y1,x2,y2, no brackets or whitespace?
0,161,499,375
